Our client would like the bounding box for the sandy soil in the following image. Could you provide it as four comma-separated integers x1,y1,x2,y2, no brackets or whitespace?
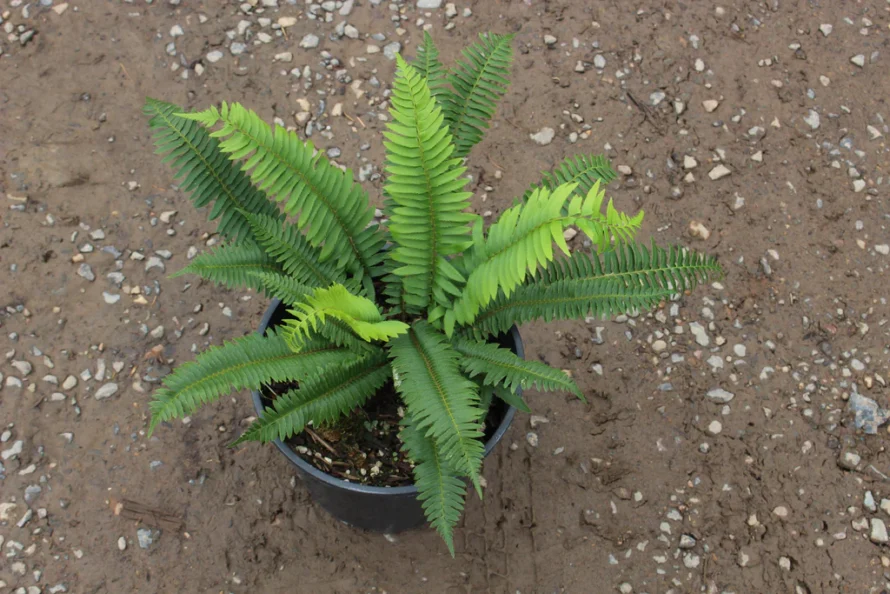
2,1,890,593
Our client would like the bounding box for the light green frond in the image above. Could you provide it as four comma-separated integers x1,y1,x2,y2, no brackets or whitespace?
472,242,723,336
384,56,474,313
453,337,583,399
148,331,359,434
234,352,390,444
172,243,281,292
282,284,409,351
448,183,579,329
440,32,514,159
400,417,466,557
180,102,385,294
388,321,484,494
560,179,643,250
250,272,313,306
144,98,281,244
412,31,447,101
523,154,618,203
243,212,345,288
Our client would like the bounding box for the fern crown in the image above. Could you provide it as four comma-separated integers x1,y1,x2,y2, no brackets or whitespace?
144,32,721,556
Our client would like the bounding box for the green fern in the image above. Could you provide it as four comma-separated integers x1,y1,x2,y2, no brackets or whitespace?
235,352,390,444
243,212,346,289
453,338,583,399
524,154,618,203
181,102,386,295
251,272,313,306
144,98,281,244
173,243,281,292
384,56,474,312
472,242,722,336
400,417,465,556
440,32,514,159
566,179,645,250
282,284,409,351
148,331,359,434
388,321,484,494
412,31,447,100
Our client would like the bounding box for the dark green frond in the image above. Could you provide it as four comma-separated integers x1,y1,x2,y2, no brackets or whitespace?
180,102,386,294
523,154,618,203
400,417,466,557
384,56,473,312
234,352,390,444
388,321,484,494
173,243,281,292
243,212,345,288
412,31,447,101
148,331,359,434
251,272,313,306
472,242,723,336
440,32,514,159
453,337,583,399
144,98,281,244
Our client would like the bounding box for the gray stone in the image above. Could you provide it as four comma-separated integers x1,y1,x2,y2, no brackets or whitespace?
803,109,820,130
848,392,889,435
95,382,119,400
77,263,95,281
145,257,165,272
300,34,320,49
416,0,442,7
383,41,401,60
530,127,555,146
593,54,606,69
137,528,157,549
11,360,32,375
871,518,888,544
206,50,224,63
706,388,735,403
230,42,247,55
838,450,861,470
679,534,697,549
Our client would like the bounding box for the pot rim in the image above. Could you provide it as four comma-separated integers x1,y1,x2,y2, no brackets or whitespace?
250,298,520,496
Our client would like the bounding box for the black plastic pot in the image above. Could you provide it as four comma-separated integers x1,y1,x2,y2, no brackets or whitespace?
250,299,520,534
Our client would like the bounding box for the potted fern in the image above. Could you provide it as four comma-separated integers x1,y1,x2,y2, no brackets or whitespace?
144,32,720,555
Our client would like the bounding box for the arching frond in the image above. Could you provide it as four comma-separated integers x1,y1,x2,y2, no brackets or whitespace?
453,337,583,399
243,212,345,288
412,31,447,101
172,243,281,292
400,417,465,557
180,102,386,295
472,242,723,336
384,56,473,312
144,98,281,244
388,321,484,494
282,284,409,351
250,272,313,306
148,331,359,434
523,153,618,203
234,352,390,444
440,32,514,159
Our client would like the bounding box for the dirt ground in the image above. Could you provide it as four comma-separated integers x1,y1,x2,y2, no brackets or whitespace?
2,0,890,592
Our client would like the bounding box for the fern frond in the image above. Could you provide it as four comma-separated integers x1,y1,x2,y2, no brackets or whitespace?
472,242,723,336
251,272,313,306
384,56,473,312
565,179,645,250
388,321,485,494
148,331,359,434
243,212,345,288
234,352,390,444
180,102,386,294
412,31,447,100
282,284,409,351
447,183,578,330
400,417,465,557
523,154,618,203
173,243,281,292
440,32,514,159
453,337,583,399
144,98,281,244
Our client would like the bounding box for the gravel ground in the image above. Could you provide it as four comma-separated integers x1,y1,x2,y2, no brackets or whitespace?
1,0,890,593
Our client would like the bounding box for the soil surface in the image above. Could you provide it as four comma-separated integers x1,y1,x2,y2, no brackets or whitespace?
2,1,890,593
